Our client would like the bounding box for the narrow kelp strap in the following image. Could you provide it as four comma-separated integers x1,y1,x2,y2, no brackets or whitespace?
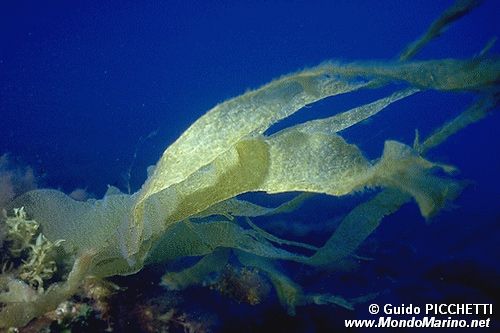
194,193,313,219
236,250,362,315
271,88,419,137
327,58,500,91
399,0,483,61
418,92,499,154
161,248,231,290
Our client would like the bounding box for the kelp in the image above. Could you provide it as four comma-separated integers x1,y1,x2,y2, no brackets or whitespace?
329,57,499,91
399,0,484,61
1,0,499,328
157,91,498,314
309,91,499,270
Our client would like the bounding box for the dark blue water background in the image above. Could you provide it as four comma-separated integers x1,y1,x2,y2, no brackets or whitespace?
1,1,499,331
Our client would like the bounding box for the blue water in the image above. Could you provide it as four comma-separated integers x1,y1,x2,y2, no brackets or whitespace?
1,0,499,331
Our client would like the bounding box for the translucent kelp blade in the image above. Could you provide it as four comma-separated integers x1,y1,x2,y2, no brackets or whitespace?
155,128,461,230
154,132,370,230
126,55,500,258
128,109,368,259
9,189,133,255
155,92,498,278
7,189,147,277
328,58,500,91
138,67,366,198
145,133,463,277
368,140,463,218
272,88,419,137
307,189,409,267
147,219,308,265
128,69,368,259
400,0,483,61
195,193,312,220
131,67,367,227
244,217,319,251
11,102,468,277
263,130,460,219
261,131,371,195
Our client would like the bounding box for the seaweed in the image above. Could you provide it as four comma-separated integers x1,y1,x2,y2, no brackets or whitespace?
1,0,499,329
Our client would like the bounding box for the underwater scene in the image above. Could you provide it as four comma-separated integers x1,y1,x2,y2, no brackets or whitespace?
0,0,499,332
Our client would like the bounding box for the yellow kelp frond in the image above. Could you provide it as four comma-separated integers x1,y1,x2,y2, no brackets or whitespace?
261,131,370,195
329,57,500,91
139,64,366,199
308,189,409,268
129,56,497,260
368,140,463,218
400,0,483,61
162,123,429,222
128,66,369,258
7,189,146,278
195,193,313,220
11,190,132,256
133,131,370,263
263,129,461,219
147,219,309,266
181,137,463,272
156,138,270,224
12,78,480,279
169,130,365,221
273,88,419,137
139,99,464,268
244,217,319,252
123,54,499,262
